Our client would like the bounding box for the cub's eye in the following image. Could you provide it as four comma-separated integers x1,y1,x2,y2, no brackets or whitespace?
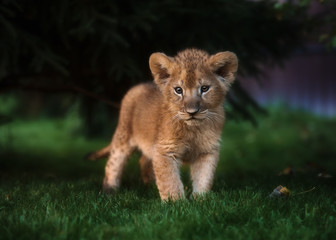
174,87,183,95
201,85,210,93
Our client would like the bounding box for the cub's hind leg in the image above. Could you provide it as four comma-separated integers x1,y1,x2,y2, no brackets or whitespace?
103,130,134,193
139,155,154,184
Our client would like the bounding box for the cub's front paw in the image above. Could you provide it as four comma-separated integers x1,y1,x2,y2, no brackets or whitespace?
102,178,118,194
160,191,185,201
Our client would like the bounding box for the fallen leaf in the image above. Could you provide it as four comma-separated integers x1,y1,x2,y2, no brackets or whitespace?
269,185,290,198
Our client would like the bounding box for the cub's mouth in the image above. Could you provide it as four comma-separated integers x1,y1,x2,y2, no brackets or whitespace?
186,116,200,121
178,110,208,122
183,117,205,126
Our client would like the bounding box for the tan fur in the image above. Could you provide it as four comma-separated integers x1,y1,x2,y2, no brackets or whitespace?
90,49,238,200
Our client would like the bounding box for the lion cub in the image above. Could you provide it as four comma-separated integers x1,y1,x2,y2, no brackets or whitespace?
88,49,238,200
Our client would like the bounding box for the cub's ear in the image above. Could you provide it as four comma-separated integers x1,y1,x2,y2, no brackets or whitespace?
208,51,238,85
149,53,174,86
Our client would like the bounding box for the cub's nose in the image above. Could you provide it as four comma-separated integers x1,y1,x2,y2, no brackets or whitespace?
186,108,200,116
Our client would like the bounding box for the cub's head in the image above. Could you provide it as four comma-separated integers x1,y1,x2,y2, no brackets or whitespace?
149,49,238,124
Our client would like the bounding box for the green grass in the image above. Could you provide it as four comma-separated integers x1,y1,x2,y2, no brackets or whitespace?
1,107,336,239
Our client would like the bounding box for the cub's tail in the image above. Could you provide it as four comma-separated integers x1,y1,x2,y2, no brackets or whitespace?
84,145,111,161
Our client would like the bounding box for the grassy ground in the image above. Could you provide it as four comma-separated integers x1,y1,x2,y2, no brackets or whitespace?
0,107,335,239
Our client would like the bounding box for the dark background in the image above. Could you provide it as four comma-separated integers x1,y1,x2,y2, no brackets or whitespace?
0,0,335,136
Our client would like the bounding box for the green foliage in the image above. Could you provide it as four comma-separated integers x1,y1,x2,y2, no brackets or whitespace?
0,107,336,239
0,0,312,125
219,107,336,175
